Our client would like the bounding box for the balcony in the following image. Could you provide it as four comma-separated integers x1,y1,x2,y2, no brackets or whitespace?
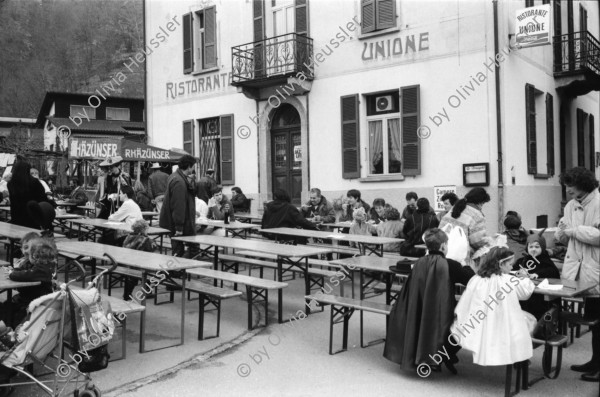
554,31,600,97
231,33,314,99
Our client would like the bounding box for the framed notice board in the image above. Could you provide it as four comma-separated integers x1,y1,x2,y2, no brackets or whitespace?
463,162,490,187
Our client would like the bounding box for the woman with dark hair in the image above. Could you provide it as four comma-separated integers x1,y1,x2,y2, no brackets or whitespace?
8,160,49,228
230,186,249,212
400,198,439,257
339,189,371,222
261,188,316,241
439,187,492,265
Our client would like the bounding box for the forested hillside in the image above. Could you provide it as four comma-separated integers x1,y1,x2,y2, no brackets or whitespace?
0,0,144,118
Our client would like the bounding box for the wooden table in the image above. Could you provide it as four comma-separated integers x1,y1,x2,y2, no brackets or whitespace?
321,221,353,231
234,213,262,224
55,201,78,208
196,219,259,239
0,222,64,265
141,211,159,226
532,278,597,300
258,227,403,256
0,271,40,301
78,205,96,217
56,240,210,353
172,234,333,322
67,218,170,252
53,214,82,234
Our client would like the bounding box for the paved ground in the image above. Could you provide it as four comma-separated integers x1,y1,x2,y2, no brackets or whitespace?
4,260,599,397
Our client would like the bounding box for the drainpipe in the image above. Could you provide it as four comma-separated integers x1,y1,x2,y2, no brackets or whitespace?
493,0,504,228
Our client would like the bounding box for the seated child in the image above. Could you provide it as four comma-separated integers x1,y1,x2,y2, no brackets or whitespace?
122,220,156,300
13,232,40,269
369,198,386,224
451,246,535,366
6,237,56,327
349,207,375,248
503,211,528,256
513,233,560,319
374,207,403,252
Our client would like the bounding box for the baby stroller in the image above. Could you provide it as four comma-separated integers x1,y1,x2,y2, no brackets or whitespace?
0,254,118,397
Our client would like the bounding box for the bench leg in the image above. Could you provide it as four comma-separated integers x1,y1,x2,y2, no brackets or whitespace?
329,304,354,355
246,286,268,329
542,344,563,379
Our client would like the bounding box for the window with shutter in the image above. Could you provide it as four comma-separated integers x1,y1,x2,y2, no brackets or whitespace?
203,6,217,69
183,120,194,155
589,115,595,172
183,13,193,74
188,7,219,74
341,95,360,179
525,0,534,7
401,85,420,176
546,93,555,176
361,0,395,34
253,0,266,78
576,109,585,167
295,0,308,36
525,84,537,174
220,115,234,185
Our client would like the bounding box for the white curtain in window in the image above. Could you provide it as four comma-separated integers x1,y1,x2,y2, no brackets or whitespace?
368,120,383,174
388,118,402,173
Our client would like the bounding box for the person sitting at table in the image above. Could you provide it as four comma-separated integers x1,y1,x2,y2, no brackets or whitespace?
4,237,56,327
8,160,51,229
512,232,560,319
104,186,143,246
98,156,131,219
207,187,234,222
502,211,528,256
348,207,376,248
134,181,154,212
230,187,249,213
451,246,535,367
400,198,439,257
300,188,336,224
122,219,156,300
13,232,40,269
374,207,403,252
339,189,370,222
384,228,474,375
64,178,89,215
262,188,317,243
369,198,386,224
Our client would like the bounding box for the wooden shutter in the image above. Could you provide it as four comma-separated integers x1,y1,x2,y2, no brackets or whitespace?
525,84,537,174
341,95,360,179
580,5,587,33
295,0,309,36
361,0,375,34
376,0,395,30
220,114,234,185
553,0,561,73
525,0,534,7
253,0,265,78
183,120,194,155
546,93,555,176
401,85,420,176
183,13,193,74
589,115,595,172
576,109,585,166
204,6,217,69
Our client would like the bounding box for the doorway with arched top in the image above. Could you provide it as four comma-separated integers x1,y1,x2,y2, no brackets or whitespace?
270,104,302,206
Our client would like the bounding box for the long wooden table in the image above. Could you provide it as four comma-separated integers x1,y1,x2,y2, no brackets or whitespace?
234,213,262,224
67,218,170,252
56,240,210,353
532,278,597,299
0,272,40,301
172,234,333,322
196,219,259,239
0,222,64,265
258,227,403,256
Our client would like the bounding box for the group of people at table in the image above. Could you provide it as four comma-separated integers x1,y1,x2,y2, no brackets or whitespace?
0,153,597,387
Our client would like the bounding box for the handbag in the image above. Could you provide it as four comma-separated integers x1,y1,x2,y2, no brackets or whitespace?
532,306,559,340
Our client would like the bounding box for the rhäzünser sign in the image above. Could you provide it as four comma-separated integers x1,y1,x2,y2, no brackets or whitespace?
124,147,172,160
515,4,551,48
69,138,120,159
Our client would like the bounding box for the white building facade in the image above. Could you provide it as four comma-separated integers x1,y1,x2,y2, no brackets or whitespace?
145,0,600,232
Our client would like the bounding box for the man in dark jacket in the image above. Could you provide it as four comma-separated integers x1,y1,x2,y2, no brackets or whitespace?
65,178,89,215
148,163,169,213
300,188,335,223
400,197,439,256
262,188,316,243
159,155,197,257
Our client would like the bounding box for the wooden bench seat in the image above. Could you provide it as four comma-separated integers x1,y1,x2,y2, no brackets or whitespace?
306,294,392,354
186,267,287,329
185,280,242,340
97,265,174,306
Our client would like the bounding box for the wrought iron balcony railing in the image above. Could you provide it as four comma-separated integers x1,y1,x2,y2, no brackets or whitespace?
554,31,600,76
232,33,314,86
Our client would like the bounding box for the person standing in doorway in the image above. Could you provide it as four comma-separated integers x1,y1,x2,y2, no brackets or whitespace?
159,155,197,258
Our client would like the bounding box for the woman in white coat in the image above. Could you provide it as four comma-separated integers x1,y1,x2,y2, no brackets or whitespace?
451,247,535,366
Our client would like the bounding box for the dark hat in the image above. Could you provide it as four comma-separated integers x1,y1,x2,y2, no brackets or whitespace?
526,231,547,252
206,168,215,174
389,259,415,274
503,215,522,230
